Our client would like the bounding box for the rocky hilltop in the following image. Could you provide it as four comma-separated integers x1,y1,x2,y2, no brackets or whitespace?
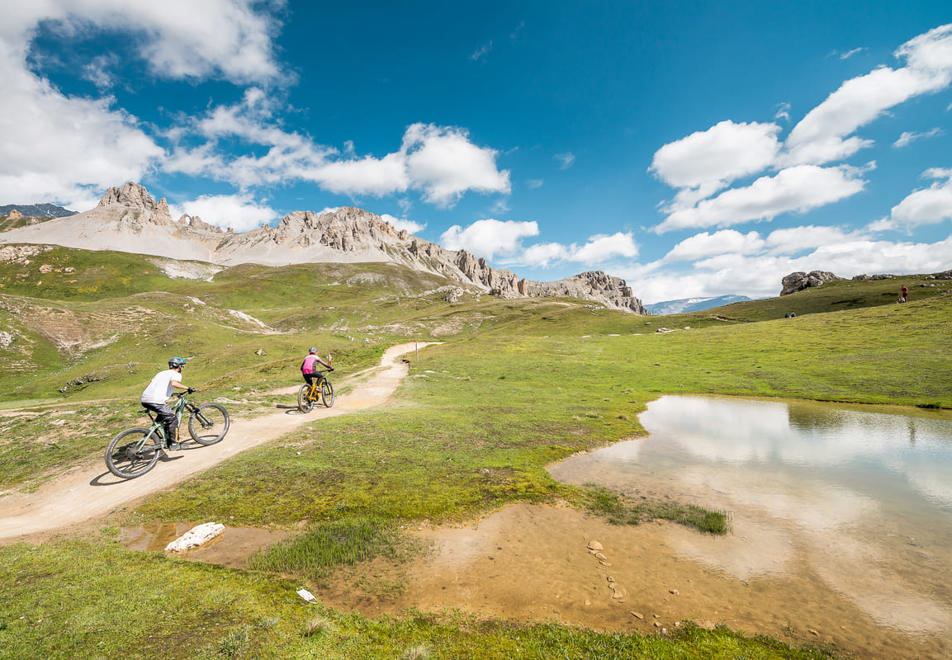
0,182,646,314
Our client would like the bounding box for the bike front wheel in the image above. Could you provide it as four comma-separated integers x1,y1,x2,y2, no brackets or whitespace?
106,427,162,479
298,384,315,413
188,403,230,445
321,380,334,408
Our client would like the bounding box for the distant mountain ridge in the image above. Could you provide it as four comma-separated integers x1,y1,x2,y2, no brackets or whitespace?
0,182,647,314
645,294,752,315
0,203,76,218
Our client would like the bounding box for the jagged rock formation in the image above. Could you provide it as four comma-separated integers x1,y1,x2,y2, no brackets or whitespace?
780,270,842,296
0,182,647,313
7,209,23,219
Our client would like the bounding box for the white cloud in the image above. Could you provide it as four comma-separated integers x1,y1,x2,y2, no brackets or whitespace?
306,152,410,197
380,213,426,235
522,242,570,267
572,232,639,262
0,0,285,207
763,225,864,253
555,152,576,169
664,230,765,262
440,218,539,259
527,178,544,189
0,49,163,207
81,53,119,90
650,120,782,192
656,165,867,233
173,193,278,232
839,47,866,60
774,102,791,122
784,24,952,166
513,232,639,268
5,1,282,84
168,104,510,206
403,123,511,206
882,169,952,228
652,25,952,232
471,41,493,61
618,234,952,303
893,127,943,147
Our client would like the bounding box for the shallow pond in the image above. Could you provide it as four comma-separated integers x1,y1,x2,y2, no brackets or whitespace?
550,395,952,646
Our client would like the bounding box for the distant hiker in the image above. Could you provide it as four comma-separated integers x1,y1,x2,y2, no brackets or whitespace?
301,347,333,387
900,285,908,303
141,357,192,450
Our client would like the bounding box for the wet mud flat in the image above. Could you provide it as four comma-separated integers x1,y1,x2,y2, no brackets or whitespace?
318,503,949,659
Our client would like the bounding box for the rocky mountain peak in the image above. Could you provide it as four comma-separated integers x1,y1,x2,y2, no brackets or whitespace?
98,182,159,210
97,181,172,227
1,181,647,314
268,206,405,251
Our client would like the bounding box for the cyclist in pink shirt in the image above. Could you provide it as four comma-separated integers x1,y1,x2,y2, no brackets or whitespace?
301,347,333,387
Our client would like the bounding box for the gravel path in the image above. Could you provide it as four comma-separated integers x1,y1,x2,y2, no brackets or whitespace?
0,343,433,540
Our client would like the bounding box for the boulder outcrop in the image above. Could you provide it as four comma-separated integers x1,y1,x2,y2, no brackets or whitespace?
780,270,842,296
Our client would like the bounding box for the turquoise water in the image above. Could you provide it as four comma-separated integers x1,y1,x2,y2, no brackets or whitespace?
550,395,952,638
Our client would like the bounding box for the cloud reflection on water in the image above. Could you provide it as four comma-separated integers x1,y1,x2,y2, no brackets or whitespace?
551,395,952,636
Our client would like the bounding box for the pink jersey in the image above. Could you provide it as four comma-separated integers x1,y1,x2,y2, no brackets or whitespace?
301,355,320,374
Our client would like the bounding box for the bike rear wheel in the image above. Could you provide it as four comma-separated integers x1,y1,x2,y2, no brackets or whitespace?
298,383,315,413
106,427,162,479
188,403,230,445
321,380,334,408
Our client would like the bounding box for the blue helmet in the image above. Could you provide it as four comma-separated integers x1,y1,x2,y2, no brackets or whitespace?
308,347,317,354
169,357,186,369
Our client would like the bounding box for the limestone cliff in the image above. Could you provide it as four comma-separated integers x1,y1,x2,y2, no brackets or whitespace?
0,182,647,313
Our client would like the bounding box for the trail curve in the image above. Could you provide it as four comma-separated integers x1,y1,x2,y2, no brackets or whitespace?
0,343,434,541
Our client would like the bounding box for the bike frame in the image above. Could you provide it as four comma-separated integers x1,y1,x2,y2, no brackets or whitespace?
142,393,192,442
306,372,326,400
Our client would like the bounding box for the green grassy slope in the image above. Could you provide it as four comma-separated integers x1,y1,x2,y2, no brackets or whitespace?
659,273,951,328
4,244,949,658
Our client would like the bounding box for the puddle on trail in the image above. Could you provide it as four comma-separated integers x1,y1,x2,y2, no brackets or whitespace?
121,522,287,568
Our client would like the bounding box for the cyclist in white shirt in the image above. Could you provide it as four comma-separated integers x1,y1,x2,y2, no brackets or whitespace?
141,357,191,450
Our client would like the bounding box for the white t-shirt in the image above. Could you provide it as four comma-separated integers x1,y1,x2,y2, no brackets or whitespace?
141,369,182,404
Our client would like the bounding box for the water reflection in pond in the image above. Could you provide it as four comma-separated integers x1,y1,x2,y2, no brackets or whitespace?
550,396,952,640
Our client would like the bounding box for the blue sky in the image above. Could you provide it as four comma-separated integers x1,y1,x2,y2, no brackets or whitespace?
1,1,951,302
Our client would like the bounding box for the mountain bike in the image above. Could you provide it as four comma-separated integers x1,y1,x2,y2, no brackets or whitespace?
105,391,230,479
298,370,334,412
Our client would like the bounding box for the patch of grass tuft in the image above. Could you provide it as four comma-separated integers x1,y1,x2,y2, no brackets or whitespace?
304,614,337,637
582,485,730,534
216,625,251,657
249,517,403,578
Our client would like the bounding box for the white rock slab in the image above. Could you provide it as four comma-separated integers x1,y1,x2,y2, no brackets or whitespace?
165,522,225,552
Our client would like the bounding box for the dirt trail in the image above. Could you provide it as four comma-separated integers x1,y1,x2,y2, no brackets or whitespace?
0,343,434,541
